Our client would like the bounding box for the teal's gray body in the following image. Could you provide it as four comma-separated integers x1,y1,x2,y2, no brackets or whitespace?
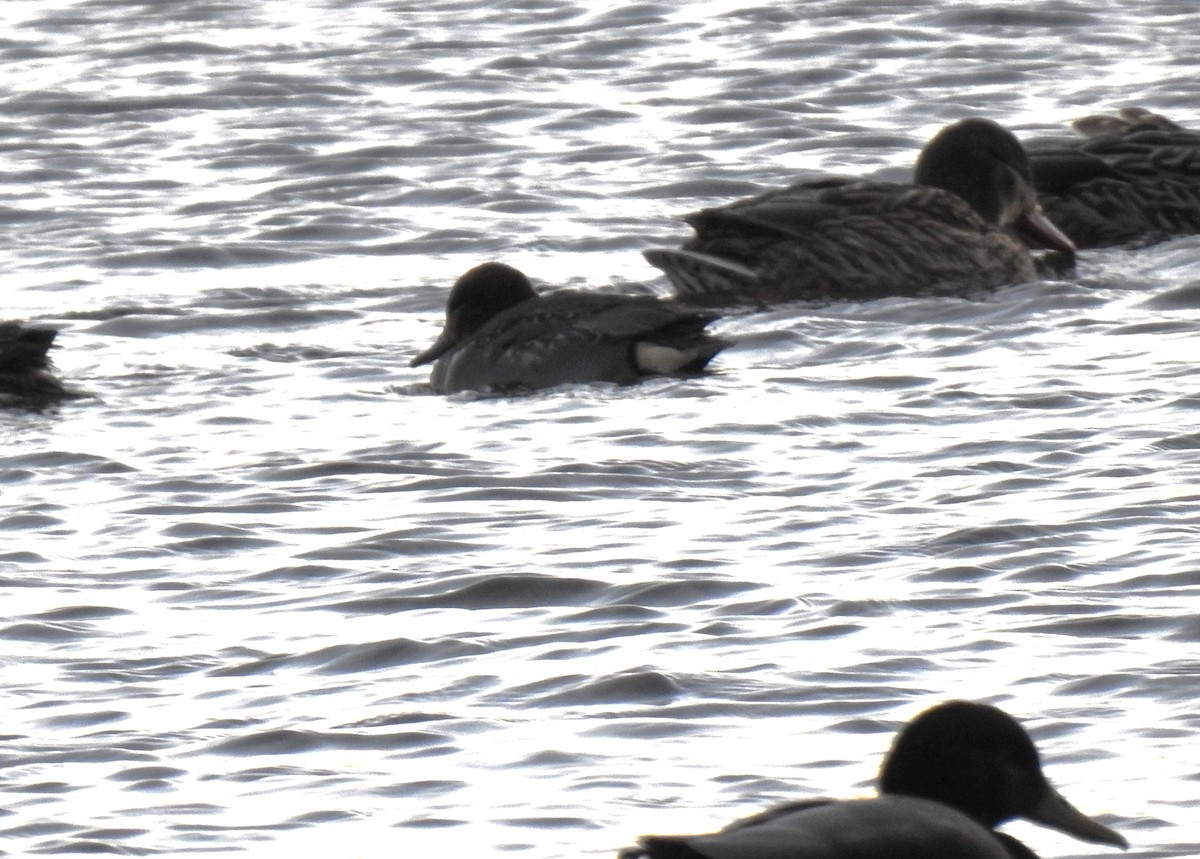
412,263,726,395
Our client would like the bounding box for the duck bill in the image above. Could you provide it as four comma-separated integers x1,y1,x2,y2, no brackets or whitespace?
1028,784,1128,849
1016,207,1077,254
409,328,457,368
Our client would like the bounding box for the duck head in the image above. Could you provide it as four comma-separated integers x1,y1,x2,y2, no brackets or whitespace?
879,700,1126,848
915,118,1076,254
410,262,538,367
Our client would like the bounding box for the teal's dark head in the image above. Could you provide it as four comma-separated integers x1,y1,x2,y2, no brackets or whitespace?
411,262,537,367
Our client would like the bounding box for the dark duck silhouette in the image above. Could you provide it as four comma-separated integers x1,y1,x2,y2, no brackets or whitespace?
620,700,1128,859
0,322,69,403
411,262,728,394
643,118,1076,307
1027,107,1200,249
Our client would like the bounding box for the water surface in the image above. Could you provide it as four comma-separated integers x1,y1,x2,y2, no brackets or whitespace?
2,1,1199,856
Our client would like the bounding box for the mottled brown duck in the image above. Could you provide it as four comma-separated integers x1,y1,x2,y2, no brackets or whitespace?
644,118,1075,307
1029,107,1200,249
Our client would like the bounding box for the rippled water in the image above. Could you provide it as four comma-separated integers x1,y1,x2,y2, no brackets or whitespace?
3,1,1199,856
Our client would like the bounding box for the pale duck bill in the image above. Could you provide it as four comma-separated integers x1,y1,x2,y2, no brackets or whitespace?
410,327,458,368
1016,205,1077,254
1027,781,1128,849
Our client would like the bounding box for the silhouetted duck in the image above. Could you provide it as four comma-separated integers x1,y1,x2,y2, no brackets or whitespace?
0,322,68,403
621,700,1127,859
644,119,1076,307
411,262,728,394
1028,107,1200,248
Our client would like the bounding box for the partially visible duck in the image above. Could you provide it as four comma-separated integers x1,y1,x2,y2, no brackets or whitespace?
0,322,68,402
643,118,1076,307
411,262,728,395
1028,107,1200,248
621,700,1127,859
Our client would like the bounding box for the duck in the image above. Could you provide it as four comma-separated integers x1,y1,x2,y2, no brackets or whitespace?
410,262,728,394
0,321,68,402
1027,107,1200,249
620,700,1128,859
643,118,1076,307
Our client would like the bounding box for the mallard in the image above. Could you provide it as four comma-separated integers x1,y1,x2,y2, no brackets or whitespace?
411,262,728,394
644,118,1075,307
1028,107,1200,248
621,700,1127,859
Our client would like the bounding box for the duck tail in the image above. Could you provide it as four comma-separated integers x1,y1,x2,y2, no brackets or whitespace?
635,335,728,375
635,308,729,375
0,323,57,373
0,323,71,402
642,248,758,304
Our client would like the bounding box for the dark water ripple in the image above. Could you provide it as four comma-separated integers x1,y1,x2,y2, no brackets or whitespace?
1,0,1199,857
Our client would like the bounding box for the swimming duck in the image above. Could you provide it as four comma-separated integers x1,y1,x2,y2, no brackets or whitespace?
0,322,68,401
1028,107,1200,248
621,700,1127,859
410,262,728,394
643,118,1076,307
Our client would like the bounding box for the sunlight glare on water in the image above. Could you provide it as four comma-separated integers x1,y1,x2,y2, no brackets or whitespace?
0,0,1198,857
